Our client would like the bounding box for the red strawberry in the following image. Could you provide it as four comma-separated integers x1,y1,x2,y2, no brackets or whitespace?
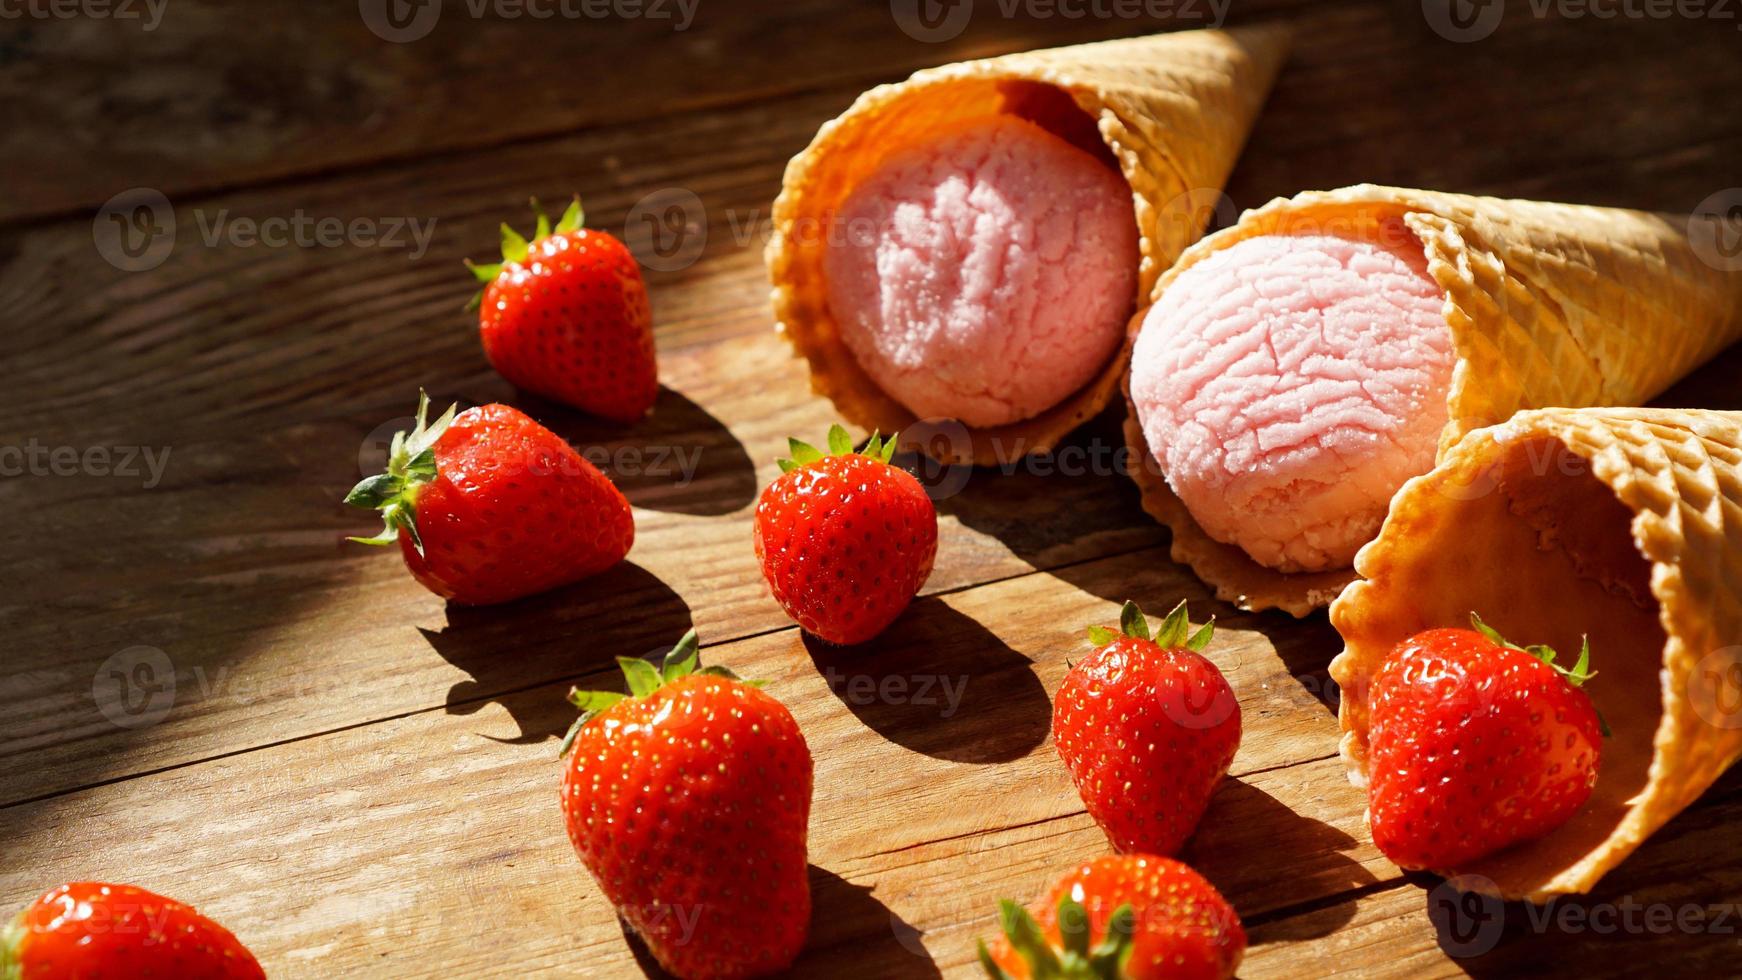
559,631,813,979
752,426,937,645
467,197,658,423
1053,601,1240,856
981,854,1246,980
1366,614,1605,870
2,882,265,980
345,392,633,605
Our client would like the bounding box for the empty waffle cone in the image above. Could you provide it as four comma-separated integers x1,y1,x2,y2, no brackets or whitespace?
766,25,1289,466
1328,407,1742,900
1123,186,1742,616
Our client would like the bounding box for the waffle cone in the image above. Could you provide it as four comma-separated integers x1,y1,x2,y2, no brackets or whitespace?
1123,186,1742,615
1328,407,1742,899
766,25,1289,466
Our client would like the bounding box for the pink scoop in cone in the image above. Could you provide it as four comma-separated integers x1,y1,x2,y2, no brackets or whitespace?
822,114,1139,429
1130,221,1456,573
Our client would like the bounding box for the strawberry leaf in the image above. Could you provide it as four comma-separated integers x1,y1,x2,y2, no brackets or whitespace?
999,900,1060,976
1469,612,1599,689
1469,612,1513,650
1154,600,1191,648
977,941,1017,980
1056,893,1090,959
558,716,587,757
774,423,907,472
1186,619,1216,652
555,196,585,235
561,630,766,752
345,390,457,558
617,657,663,698
878,431,900,463
661,629,700,682
788,438,824,465
1087,904,1136,974
531,198,551,240
344,473,404,509
500,222,529,264
569,689,626,712
1087,625,1119,647
1119,600,1150,642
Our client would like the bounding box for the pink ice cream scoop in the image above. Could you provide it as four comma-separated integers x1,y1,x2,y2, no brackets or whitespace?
1129,224,1456,573
822,114,1139,429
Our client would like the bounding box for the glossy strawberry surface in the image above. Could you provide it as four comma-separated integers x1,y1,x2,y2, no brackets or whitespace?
561,667,813,980
1366,626,1603,869
753,450,936,645
986,855,1246,980
479,226,658,423
1053,611,1240,856
402,403,633,604
3,882,265,980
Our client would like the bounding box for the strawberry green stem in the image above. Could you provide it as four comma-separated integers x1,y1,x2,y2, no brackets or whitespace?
777,423,898,473
978,895,1135,979
1087,600,1214,652
558,630,763,756
463,196,587,312
2,909,26,980
343,391,457,557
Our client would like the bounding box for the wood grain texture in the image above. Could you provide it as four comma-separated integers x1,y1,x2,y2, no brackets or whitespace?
0,0,1318,223
3,0,1742,976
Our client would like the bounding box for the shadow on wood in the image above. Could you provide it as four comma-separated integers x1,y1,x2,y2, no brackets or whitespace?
1190,777,1373,934
612,865,941,979
1425,767,1742,975
803,597,1049,765
519,385,757,516
419,561,691,744
1233,608,1346,718
788,865,943,978
923,404,1165,600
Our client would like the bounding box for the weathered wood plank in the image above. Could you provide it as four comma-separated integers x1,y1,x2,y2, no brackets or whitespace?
0,554,1361,976
1243,769,1742,978
6,561,1738,976
6,0,1742,812
5,7,1742,975
0,326,1171,805
0,0,1313,223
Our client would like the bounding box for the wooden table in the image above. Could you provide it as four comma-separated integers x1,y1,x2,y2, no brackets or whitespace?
4,2,1740,976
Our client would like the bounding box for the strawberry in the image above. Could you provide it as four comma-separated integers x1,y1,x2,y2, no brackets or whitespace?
2,882,265,979
752,426,937,645
466,197,658,423
559,631,813,979
345,392,633,605
1053,601,1239,856
1366,614,1605,870
980,854,1246,980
